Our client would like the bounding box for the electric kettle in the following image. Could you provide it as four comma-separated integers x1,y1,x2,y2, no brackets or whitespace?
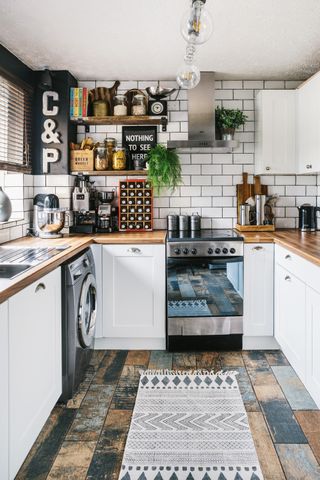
297,204,320,232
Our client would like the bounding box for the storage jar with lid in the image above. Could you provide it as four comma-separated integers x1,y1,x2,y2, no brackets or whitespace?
112,148,127,170
94,144,108,171
132,94,147,116
113,95,128,116
93,100,108,117
104,137,117,170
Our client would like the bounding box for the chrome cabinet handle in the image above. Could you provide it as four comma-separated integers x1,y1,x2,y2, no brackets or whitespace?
265,166,271,171
35,282,46,293
127,247,141,254
285,275,291,282
253,246,264,251
285,254,292,260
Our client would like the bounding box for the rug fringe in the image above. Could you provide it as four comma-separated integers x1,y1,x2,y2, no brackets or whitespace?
139,369,239,376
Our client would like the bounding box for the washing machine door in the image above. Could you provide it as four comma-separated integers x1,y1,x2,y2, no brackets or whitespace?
78,273,97,348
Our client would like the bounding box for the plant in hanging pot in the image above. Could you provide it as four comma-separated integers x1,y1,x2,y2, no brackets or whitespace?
215,106,248,141
146,144,182,194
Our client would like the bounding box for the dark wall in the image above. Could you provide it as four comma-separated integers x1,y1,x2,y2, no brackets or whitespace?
0,44,35,89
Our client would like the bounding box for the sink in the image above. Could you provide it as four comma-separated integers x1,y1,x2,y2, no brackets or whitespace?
0,264,32,279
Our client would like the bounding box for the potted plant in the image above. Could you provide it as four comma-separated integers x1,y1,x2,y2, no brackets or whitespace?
215,106,248,140
146,144,182,194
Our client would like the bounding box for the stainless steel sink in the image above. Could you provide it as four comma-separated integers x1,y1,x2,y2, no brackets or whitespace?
0,264,32,279
0,245,70,279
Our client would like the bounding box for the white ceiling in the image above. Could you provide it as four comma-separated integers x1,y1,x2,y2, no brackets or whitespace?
1,0,320,81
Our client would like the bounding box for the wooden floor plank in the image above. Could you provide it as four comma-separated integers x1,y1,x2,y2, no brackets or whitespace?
111,365,141,410
242,350,269,369
272,366,318,410
276,444,320,479
47,441,96,479
93,350,128,385
172,352,197,370
295,411,320,464
247,412,285,480
196,351,221,370
265,350,290,366
148,350,173,370
219,351,244,367
236,366,260,412
125,350,150,366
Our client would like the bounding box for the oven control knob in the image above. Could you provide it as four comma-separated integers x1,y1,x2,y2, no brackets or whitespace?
191,248,197,255
174,248,181,255
215,248,221,254
207,248,213,254
222,248,228,254
230,248,236,254
183,248,189,255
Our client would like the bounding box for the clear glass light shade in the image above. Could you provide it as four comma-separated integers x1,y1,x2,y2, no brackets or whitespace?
180,1,213,45
176,63,201,89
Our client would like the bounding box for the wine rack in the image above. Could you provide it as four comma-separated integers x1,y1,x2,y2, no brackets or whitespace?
118,179,153,231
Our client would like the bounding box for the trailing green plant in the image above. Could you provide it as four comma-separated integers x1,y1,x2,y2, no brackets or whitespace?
146,144,182,194
215,106,248,131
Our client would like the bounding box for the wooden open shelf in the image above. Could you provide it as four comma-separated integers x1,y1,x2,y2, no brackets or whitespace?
70,115,168,131
70,170,147,176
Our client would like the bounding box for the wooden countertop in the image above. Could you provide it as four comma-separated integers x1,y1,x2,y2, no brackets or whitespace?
0,231,167,304
2,228,320,303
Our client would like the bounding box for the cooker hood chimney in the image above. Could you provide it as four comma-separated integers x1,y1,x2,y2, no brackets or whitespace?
167,72,239,153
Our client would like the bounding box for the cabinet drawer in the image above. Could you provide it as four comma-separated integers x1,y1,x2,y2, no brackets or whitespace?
275,244,320,292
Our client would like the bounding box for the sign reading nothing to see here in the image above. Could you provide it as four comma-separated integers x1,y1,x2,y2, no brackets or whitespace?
122,126,157,169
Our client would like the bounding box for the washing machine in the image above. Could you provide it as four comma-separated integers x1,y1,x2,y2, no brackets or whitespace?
60,248,97,403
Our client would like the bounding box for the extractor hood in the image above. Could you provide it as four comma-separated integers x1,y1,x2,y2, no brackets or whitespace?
167,72,239,153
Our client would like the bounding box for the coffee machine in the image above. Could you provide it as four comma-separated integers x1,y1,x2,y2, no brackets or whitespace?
96,190,118,233
70,176,96,233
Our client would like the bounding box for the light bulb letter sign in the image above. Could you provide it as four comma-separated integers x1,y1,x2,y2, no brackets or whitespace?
41,91,61,173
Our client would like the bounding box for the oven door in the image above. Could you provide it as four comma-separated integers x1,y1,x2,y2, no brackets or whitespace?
167,256,243,336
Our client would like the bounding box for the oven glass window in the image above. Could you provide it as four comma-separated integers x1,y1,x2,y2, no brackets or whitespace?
167,257,243,318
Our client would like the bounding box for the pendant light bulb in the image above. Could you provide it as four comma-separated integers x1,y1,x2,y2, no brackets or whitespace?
181,0,213,45
176,44,201,89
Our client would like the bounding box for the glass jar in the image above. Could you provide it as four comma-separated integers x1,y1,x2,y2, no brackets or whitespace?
112,148,127,170
131,94,147,116
93,100,108,117
94,145,108,171
113,95,128,116
104,137,117,170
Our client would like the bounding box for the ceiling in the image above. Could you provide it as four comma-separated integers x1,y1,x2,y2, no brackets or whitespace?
1,0,320,81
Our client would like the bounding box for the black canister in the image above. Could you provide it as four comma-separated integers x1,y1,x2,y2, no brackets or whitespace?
179,214,190,231
167,214,179,231
191,213,201,231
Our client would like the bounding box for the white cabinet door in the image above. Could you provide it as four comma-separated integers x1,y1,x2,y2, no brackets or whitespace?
8,268,62,479
306,286,320,408
90,244,103,338
0,301,8,480
102,244,165,339
244,243,274,336
275,263,306,380
255,90,296,174
297,73,320,173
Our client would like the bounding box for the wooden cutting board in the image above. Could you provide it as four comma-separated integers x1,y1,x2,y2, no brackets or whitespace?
236,173,268,222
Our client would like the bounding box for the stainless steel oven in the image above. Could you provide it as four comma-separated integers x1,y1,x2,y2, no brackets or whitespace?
166,230,244,351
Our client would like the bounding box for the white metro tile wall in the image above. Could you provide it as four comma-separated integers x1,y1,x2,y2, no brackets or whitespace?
76,78,317,230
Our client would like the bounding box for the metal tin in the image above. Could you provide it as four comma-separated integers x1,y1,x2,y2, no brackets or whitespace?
191,212,201,231
239,204,250,226
255,194,266,225
167,214,179,231
179,214,190,231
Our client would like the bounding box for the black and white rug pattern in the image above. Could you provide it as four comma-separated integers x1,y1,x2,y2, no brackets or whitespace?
119,370,263,480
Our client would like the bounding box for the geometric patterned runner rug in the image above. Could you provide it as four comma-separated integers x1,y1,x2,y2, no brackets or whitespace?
118,370,263,480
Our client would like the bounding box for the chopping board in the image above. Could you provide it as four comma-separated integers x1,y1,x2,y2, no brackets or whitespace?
236,173,268,221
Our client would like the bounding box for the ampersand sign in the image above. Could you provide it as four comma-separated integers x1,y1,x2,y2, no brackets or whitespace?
41,119,61,144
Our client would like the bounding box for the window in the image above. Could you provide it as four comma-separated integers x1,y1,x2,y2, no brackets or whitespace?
0,74,32,171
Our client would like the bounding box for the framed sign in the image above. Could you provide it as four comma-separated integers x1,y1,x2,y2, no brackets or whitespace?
122,125,157,170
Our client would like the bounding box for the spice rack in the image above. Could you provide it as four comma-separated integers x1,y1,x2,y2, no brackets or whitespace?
118,179,153,232
70,115,168,132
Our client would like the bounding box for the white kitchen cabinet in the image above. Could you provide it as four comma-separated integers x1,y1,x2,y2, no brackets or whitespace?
255,90,297,174
101,244,165,349
274,263,306,381
8,268,62,479
91,244,103,338
0,301,9,480
297,72,320,173
306,286,320,407
244,243,275,346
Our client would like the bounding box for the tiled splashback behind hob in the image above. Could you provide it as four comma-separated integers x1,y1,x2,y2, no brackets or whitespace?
1,78,320,241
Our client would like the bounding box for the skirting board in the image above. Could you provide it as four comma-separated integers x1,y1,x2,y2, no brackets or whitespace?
243,336,279,350
94,337,166,350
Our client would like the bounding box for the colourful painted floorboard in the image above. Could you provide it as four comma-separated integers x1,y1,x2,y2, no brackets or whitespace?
16,349,320,480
